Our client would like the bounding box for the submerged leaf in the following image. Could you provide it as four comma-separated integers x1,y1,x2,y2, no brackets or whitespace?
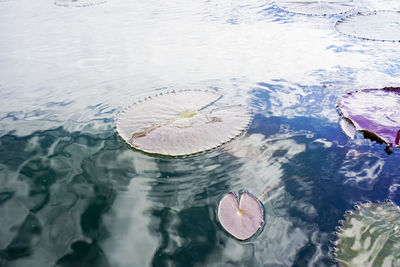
335,11,400,42
276,0,355,16
218,192,264,240
334,201,400,266
223,133,267,159
55,0,106,7
337,87,400,148
116,90,251,156
223,132,306,161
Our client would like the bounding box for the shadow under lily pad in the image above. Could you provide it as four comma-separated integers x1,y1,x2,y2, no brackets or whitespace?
116,90,252,156
335,11,400,42
275,0,355,16
337,87,400,149
333,201,400,266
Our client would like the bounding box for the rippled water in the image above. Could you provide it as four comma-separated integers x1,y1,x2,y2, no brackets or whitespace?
1,0,400,266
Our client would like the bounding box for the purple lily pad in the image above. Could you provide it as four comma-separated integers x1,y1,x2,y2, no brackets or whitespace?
276,0,355,16
55,0,106,7
335,11,400,42
337,87,400,148
116,90,252,156
218,192,264,240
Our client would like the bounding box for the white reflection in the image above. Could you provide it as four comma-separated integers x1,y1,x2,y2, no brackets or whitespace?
102,177,158,267
1,0,400,136
339,149,385,190
224,130,307,203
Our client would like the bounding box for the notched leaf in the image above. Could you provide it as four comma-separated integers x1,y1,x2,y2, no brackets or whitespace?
116,90,252,156
217,191,264,240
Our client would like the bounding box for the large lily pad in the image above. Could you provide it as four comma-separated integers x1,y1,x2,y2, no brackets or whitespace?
337,87,400,148
116,90,252,156
334,201,400,266
218,192,264,240
335,11,400,42
55,0,106,7
275,0,355,16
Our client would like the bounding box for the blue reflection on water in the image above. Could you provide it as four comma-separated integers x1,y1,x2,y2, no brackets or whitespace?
1,0,400,266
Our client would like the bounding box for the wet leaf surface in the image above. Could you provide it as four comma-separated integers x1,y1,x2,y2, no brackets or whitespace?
334,201,400,266
54,0,107,7
116,90,252,156
218,192,264,240
335,11,400,42
337,87,400,148
276,0,355,15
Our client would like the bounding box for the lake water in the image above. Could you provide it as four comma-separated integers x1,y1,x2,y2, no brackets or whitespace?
1,0,400,266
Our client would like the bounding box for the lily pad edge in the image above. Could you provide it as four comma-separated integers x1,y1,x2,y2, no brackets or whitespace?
335,10,400,42
115,89,253,157
275,0,356,16
330,199,400,263
217,191,266,241
54,0,107,8
336,87,400,149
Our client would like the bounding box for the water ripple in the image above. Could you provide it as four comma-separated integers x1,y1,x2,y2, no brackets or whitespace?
1,0,400,265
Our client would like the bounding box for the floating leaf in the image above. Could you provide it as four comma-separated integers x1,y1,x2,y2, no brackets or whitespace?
339,118,356,139
337,87,400,148
275,0,355,16
116,90,252,156
335,11,400,42
218,192,264,240
55,0,106,7
334,201,400,266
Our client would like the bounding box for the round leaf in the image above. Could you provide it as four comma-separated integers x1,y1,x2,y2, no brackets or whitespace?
55,0,106,7
116,90,252,156
276,0,355,16
337,87,400,148
339,119,356,140
335,11,400,42
334,201,400,266
218,192,264,240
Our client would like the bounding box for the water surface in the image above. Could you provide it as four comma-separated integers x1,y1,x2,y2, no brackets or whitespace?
1,0,400,266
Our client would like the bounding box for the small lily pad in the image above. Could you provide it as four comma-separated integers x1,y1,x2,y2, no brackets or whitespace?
335,11,400,42
276,0,355,16
218,192,264,240
339,118,356,139
334,201,400,266
116,90,252,156
337,87,400,148
55,0,106,7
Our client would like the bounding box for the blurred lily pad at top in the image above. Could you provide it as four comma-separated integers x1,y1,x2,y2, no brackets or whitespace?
334,201,400,266
115,90,252,156
55,0,107,7
335,11,400,42
275,0,355,16
337,87,400,148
